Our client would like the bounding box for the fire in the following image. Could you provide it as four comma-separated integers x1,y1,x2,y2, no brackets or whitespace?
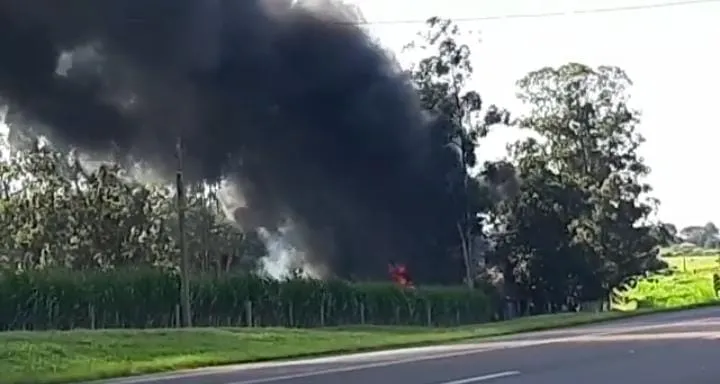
389,263,414,288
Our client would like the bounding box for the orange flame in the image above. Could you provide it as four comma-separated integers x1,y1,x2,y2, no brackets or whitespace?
389,263,414,288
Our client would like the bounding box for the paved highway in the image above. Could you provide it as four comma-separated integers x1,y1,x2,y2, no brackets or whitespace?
98,307,720,384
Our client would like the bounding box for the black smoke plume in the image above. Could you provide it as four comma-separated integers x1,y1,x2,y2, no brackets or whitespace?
0,0,468,283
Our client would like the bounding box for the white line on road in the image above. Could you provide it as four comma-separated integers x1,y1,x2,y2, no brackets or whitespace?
223,348,500,384
436,371,521,384
218,317,720,384
98,308,720,384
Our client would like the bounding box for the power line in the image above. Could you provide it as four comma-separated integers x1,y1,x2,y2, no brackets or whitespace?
349,0,720,25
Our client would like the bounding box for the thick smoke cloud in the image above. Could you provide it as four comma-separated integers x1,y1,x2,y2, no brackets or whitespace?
0,0,465,283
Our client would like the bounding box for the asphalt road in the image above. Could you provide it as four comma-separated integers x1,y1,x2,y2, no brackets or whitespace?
98,307,720,384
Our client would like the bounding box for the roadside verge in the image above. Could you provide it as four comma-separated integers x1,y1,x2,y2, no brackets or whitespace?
3,301,718,384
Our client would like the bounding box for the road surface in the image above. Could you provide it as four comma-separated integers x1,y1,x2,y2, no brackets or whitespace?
97,307,720,384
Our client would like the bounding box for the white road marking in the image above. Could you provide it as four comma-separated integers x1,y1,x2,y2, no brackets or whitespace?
93,346,492,384
224,348,500,384
220,317,720,384
576,331,720,341
435,371,521,384
96,310,720,384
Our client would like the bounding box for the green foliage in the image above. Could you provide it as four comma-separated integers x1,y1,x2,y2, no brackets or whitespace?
0,142,265,274
485,62,668,310
611,252,720,310
0,269,493,330
612,272,716,309
677,222,720,248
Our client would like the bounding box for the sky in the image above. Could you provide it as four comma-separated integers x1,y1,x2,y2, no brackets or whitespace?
346,0,720,229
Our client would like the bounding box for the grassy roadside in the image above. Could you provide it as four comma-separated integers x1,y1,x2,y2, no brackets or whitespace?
2,301,718,384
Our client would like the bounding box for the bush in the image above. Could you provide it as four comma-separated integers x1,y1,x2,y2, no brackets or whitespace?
0,269,494,330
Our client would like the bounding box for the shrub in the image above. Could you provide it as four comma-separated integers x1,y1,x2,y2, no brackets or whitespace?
0,268,494,330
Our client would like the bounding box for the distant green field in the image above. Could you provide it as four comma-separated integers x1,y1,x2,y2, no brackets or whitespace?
661,254,720,273
613,270,717,310
611,250,720,311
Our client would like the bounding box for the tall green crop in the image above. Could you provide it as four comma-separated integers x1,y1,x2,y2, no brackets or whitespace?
0,269,494,330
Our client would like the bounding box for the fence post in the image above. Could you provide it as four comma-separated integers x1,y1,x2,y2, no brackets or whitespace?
359,301,365,325
245,300,253,327
88,304,96,330
319,296,326,327
288,301,294,327
174,304,181,328
425,302,432,327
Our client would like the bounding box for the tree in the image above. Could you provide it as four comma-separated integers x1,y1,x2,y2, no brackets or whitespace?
651,222,679,246
0,136,266,273
679,222,719,247
405,17,511,287
705,222,719,236
702,222,720,248
488,63,666,310
485,137,590,312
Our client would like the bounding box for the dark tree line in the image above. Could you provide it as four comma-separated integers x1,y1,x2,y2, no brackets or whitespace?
652,222,720,249
0,18,669,313
677,223,719,248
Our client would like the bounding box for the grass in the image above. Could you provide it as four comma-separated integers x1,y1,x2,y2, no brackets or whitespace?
613,272,717,309
662,255,720,273
3,251,718,384
3,303,719,384
610,253,720,311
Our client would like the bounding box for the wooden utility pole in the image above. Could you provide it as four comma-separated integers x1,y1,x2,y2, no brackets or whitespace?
459,169,475,290
176,137,192,327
